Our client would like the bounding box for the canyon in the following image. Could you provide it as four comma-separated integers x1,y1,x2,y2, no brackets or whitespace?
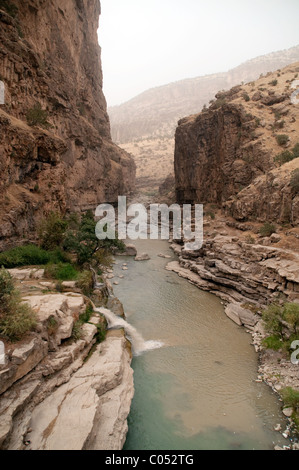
166,63,299,420
0,0,299,452
109,45,299,194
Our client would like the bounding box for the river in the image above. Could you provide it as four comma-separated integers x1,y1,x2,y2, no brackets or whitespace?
111,239,289,450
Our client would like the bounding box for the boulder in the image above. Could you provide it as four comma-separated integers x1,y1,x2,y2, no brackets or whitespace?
270,233,281,244
282,407,293,418
225,304,242,326
135,253,150,261
22,293,86,349
0,336,48,395
225,303,258,327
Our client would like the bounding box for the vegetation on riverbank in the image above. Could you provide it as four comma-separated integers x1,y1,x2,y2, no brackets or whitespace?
0,210,125,342
262,302,299,354
0,267,36,341
261,302,299,434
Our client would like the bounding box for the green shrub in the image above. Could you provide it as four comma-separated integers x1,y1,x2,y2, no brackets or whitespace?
26,103,51,128
262,335,283,351
0,267,15,310
292,143,299,158
0,245,68,268
71,303,100,342
95,323,107,344
242,93,250,102
0,0,18,17
262,302,299,346
283,303,299,335
274,150,294,165
76,270,93,296
38,212,68,251
79,303,93,324
274,142,299,166
44,263,78,281
259,222,276,237
290,169,299,193
63,211,125,265
0,268,36,341
276,134,289,146
262,304,285,340
71,321,83,341
280,387,299,411
269,79,278,86
0,302,36,342
213,98,226,109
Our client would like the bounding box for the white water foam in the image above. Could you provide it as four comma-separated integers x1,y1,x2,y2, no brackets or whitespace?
97,307,164,356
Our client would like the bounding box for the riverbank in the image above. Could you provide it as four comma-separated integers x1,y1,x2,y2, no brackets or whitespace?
0,267,134,450
110,239,293,450
166,222,299,448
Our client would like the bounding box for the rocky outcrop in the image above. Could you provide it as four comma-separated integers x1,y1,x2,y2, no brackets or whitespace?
167,231,299,306
175,102,273,204
224,159,299,225
25,331,133,451
110,47,299,195
0,269,134,450
0,1,136,250
174,63,299,224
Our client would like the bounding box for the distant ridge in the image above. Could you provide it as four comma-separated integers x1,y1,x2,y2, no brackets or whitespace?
109,44,299,143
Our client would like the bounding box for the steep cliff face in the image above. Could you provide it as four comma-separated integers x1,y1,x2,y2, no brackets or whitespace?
174,63,299,225
0,0,135,249
175,99,273,205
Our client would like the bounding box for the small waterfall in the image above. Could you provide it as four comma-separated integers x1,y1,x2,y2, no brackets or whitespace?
97,307,164,356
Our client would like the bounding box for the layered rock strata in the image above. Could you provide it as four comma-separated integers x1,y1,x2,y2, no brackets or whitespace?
0,268,134,450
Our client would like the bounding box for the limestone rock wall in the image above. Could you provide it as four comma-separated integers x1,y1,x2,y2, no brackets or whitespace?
174,102,272,205
0,268,134,450
0,1,136,250
174,63,299,225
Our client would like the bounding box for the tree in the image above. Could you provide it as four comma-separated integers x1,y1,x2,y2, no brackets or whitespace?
262,304,285,340
38,212,68,250
283,303,299,335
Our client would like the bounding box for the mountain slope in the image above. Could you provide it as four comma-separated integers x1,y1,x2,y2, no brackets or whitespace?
109,45,299,194
174,62,299,225
109,45,299,143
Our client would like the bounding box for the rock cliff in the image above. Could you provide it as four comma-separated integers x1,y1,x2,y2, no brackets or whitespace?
0,0,136,250
175,63,299,225
110,45,299,195
171,63,299,306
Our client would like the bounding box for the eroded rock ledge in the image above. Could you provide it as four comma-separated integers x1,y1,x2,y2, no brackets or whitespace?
167,234,299,307
0,269,134,450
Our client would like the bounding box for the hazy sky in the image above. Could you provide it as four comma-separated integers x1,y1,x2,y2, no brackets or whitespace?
98,0,299,107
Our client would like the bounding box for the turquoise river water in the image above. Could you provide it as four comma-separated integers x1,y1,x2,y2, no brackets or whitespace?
111,239,289,450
